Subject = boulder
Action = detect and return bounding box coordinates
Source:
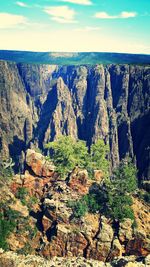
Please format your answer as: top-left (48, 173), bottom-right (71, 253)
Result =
top-left (126, 235), bottom-right (150, 257)
top-left (68, 167), bottom-right (89, 195)
top-left (107, 238), bottom-right (123, 261)
top-left (119, 219), bottom-right (133, 243)
top-left (42, 216), bottom-right (53, 232)
top-left (87, 217), bottom-right (114, 261)
top-left (9, 199), bottom-right (29, 217)
top-left (26, 149), bottom-right (55, 177)
top-left (97, 217), bottom-right (114, 242)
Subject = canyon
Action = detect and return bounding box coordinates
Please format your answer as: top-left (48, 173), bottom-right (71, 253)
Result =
top-left (0, 61), bottom-right (150, 179)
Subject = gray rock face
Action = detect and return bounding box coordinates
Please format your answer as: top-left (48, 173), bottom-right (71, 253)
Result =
top-left (0, 61), bottom-right (149, 179)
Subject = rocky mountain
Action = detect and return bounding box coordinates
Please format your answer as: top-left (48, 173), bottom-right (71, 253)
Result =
top-left (0, 61), bottom-right (150, 179)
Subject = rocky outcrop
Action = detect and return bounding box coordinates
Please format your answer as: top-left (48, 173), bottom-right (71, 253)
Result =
top-left (0, 61), bottom-right (150, 179)
top-left (68, 167), bottom-right (89, 194)
top-left (26, 149), bottom-right (55, 177)
top-left (1, 249), bottom-right (149, 267)
top-left (5, 149), bottom-right (149, 262)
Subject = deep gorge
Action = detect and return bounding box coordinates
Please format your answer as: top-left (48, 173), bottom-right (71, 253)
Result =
top-left (0, 61), bottom-right (149, 180)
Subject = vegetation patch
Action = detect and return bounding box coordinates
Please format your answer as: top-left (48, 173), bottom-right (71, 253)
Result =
top-left (68, 158), bottom-right (137, 223)
top-left (0, 206), bottom-right (21, 250)
top-left (0, 158), bottom-right (14, 184)
top-left (45, 136), bottom-right (109, 178)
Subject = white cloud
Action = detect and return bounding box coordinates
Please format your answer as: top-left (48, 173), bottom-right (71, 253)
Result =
top-left (16, 1), bottom-right (28, 7)
top-left (95, 11), bottom-right (137, 19)
top-left (74, 26), bottom-right (101, 32)
top-left (95, 12), bottom-right (117, 19)
top-left (44, 6), bottom-right (77, 24)
top-left (0, 13), bottom-right (28, 29)
top-left (120, 12), bottom-right (137, 18)
top-left (61, 0), bottom-right (92, 5)
top-left (51, 17), bottom-right (77, 24)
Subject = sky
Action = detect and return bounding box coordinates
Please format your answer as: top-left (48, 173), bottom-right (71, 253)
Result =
top-left (0, 0), bottom-right (150, 54)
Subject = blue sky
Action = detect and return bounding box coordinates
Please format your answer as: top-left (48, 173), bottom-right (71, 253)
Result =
top-left (0, 0), bottom-right (150, 53)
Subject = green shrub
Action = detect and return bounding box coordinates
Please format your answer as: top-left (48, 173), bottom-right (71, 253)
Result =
top-left (68, 192), bottom-right (105, 218)
top-left (83, 194), bottom-right (100, 213)
top-left (0, 160), bottom-right (14, 184)
top-left (89, 139), bottom-right (109, 178)
top-left (16, 187), bottom-right (39, 209)
top-left (0, 215), bottom-right (13, 250)
top-left (106, 159), bottom-right (137, 222)
top-left (68, 199), bottom-right (88, 218)
top-left (27, 196), bottom-right (38, 207)
top-left (46, 136), bottom-right (137, 223)
top-left (112, 159), bottom-right (137, 194)
top-left (45, 136), bottom-right (109, 179)
top-left (45, 136), bottom-right (89, 178)
top-left (0, 208), bottom-right (20, 250)
top-left (68, 159), bottom-right (138, 223)
top-left (24, 224), bottom-right (38, 239)
top-left (15, 187), bottom-right (28, 206)
top-left (107, 194), bottom-right (134, 221)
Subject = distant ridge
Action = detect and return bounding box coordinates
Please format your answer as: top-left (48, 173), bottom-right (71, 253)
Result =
top-left (0, 50), bottom-right (150, 65)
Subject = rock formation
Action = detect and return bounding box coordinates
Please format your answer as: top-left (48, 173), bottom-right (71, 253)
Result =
top-left (0, 61), bottom-right (150, 179)
top-left (0, 249), bottom-right (149, 267)
top-left (1, 149), bottom-right (148, 262)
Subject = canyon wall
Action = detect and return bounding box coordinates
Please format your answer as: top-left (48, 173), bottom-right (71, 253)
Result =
top-left (0, 61), bottom-right (149, 179)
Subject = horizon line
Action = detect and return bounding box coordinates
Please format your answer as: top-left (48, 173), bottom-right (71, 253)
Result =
top-left (0, 49), bottom-right (150, 56)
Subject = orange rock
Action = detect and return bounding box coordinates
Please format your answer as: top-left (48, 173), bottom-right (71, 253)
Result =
top-left (22, 170), bottom-right (52, 197)
top-left (42, 216), bottom-right (53, 232)
top-left (26, 149), bottom-right (55, 177)
top-left (126, 237), bottom-right (150, 257)
top-left (42, 225), bottom-right (88, 258)
top-left (68, 168), bottom-right (89, 195)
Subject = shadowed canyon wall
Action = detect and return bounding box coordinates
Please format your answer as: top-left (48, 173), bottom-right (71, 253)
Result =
top-left (0, 61), bottom-right (149, 179)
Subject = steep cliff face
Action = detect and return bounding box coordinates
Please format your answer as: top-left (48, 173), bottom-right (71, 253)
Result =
top-left (0, 61), bottom-right (149, 179)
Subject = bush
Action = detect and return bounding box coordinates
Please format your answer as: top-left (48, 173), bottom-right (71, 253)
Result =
top-left (45, 136), bottom-right (109, 179)
top-left (0, 159), bottom-right (14, 184)
top-left (83, 193), bottom-right (100, 213)
top-left (46, 136), bottom-right (89, 178)
top-left (89, 139), bottom-right (109, 178)
top-left (106, 159), bottom-right (137, 222)
top-left (68, 199), bottom-right (88, 218)
top-left (0, 207), bottom-right (20, 250)
top-left (107, 194), bottom-right (134, 221)
top-left (111, 159), bottom-right (137, 194)
top-left (16, 188), bottom-right (38, 209)
top-left (68, 159), bottom-right (138, 223)
top-left (68, 192), bottom-right (105, 218)
top-left (15, 187), bottom-right (28, 206)
top-left (28, 196), bottom-right (38, 207)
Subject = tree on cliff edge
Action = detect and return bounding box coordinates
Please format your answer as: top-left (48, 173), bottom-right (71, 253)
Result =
top-left (45, 136), bottom-right (109, 178)
top-left (45, 136), bottom-right (89, 178)
top-left (106, 159), bottom-right (138, 222)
